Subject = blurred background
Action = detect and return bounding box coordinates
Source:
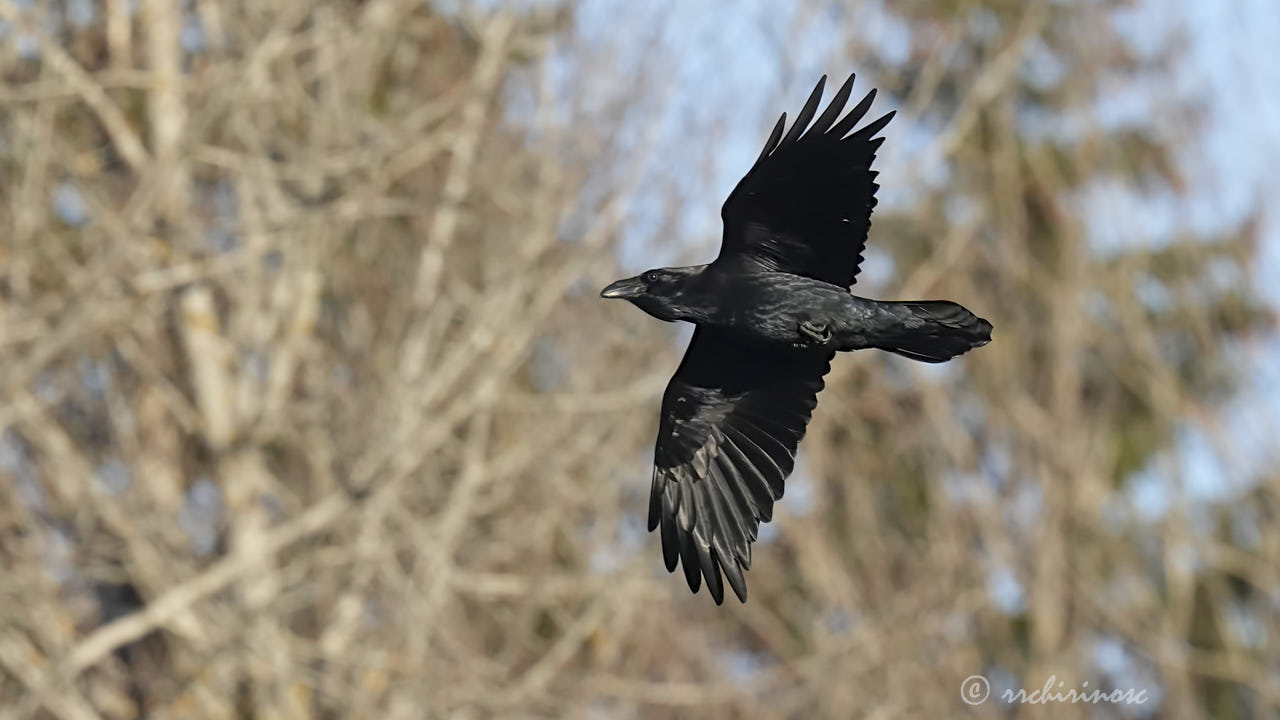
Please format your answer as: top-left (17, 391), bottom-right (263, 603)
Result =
top-left (1, 0), bottom-right (1278, 717)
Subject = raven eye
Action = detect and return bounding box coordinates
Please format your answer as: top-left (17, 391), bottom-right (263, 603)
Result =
top-left (643, 271), bottom-right (661, 284)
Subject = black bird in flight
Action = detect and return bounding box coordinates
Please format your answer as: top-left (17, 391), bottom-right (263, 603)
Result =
top-left (601, 74), bottom-right (992, 604)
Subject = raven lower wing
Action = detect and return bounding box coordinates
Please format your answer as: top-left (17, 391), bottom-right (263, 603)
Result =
top-left (650, 327), bottom-right (831, 603)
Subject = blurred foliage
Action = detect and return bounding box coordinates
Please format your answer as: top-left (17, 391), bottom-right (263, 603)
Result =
top-left (0, 0), bottom-right (1277, 719)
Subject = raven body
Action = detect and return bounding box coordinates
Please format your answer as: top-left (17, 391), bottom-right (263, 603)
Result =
top-left (604, 266), bottom-right (979, 356)
top-left (601, 74), bottom-right (992, 604)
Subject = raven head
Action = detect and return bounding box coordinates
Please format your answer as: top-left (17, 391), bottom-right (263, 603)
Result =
top-left (600, 265), bottom-right (705, 322)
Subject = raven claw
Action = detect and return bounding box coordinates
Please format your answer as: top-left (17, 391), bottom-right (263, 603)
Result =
top-left (797, 320), bottom-right (832, 347)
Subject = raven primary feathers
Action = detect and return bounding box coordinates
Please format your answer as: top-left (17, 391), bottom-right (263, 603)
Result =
top-left (601, 74), bottom-right (992, 604)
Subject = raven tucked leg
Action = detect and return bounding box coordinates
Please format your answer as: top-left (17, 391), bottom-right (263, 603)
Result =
top-left (796, 319), bottom-right (833, 347)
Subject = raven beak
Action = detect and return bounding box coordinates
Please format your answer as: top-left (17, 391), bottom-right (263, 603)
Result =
top-left (600, 277), bottom-right (644, 299)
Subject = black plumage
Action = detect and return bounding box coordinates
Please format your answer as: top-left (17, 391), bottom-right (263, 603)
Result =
top-left (601, 74), bottom-right (993, 604)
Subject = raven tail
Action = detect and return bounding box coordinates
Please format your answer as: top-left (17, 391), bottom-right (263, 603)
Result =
top-left (873, 301), bottom-right (992, 363)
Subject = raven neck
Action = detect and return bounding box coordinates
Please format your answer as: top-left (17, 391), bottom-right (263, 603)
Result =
top-left (667, 268), bottom-right (724, 324)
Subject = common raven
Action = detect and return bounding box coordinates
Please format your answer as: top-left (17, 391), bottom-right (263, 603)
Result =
top-left (601, 74), bottom-right (992, 604)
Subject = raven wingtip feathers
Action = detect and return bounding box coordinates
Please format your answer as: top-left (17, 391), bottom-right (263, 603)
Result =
top-left (653, 519), bottom-right (753, 604)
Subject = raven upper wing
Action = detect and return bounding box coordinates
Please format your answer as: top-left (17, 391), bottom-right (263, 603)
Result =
top-left (717, 74), bottom-right (894, 288)
top-left (650, 327), bottom-right (832, 604)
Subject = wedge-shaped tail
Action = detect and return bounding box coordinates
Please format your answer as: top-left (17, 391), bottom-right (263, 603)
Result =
top-left (871, 301), bottom-right (992, 363)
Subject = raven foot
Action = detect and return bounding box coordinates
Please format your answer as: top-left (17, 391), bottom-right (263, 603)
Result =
top-left (795, 320), bottom-right (833, 348)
